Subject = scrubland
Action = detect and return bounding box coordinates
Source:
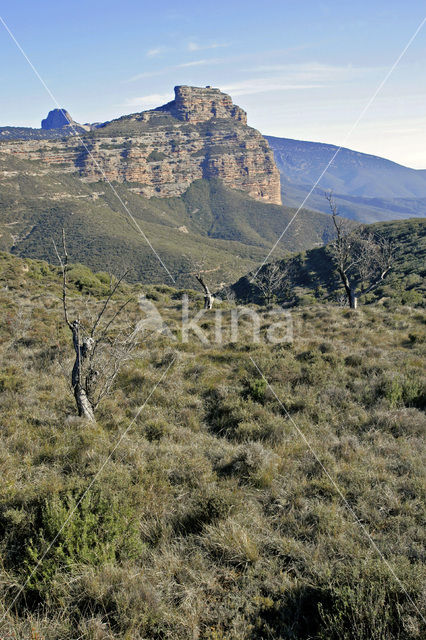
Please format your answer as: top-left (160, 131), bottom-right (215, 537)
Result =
top-left (0, 252), bottom-right (424, 639)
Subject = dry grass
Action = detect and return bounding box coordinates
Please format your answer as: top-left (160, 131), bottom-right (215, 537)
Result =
top-left (0, 252), bottom-right (425, 639)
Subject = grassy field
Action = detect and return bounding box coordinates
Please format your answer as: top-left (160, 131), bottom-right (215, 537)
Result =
top-left (0, 251), bottom-right (424, 639)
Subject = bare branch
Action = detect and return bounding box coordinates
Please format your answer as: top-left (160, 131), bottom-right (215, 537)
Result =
top-left (53, 229), bottom-right (71, 328)
top-left (54, 232), bottom-right (138, 420)
top-left (90, 269), bottom-right (130, 338)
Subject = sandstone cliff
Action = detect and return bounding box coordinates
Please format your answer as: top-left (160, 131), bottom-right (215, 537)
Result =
top-left (0, 86), bottom-right (281, 205)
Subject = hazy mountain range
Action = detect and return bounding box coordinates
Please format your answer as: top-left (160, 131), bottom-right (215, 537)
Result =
top-left (266, 136), bottom-right (426, 222)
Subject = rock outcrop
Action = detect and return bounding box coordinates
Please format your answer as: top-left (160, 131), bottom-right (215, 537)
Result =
top-left (170, 85), bottom-right (247, 124)
top-left (41, 109), bottom-right (92, 132)
top-left (41, 109), bottom-right (73, 129)
top-left (2, 87), bottom-right (281, 205)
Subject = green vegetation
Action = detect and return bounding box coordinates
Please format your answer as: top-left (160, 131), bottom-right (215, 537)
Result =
top-left (0, 152), bottom-right (335, 287)
top-left (147, 150), bottom-right (168, 162)
top-left (0, 251), bottom-right (424, 639)
top-left (0, 126), bottom-right (79, 141)
top-left (231, 218), bottom-right (426, 308)
top-left (92, 112), bottom-right (180, 136)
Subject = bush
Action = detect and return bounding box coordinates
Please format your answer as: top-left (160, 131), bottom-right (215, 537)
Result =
top-left (147, 150), bottom-right (167, 162)
top-left (242, 377), bottom-right (267, 403)
top-left (317, 570), bottom-right (409, 640)
top-left (382, 374), bottom-right (425, 409)
top-left (21, 489), bottom-right (145, 602)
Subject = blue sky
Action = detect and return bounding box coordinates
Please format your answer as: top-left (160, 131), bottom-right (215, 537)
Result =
top-left (1, 0), bottom-right (425, 167)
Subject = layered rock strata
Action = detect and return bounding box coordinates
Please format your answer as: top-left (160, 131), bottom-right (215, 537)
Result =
top-left (0, 86), bottom-right (281, 204)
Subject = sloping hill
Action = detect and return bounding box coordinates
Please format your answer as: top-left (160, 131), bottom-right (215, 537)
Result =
top-left (0, 153), bottom-right (335, 287)
top-left (0, 126), bottom-right (80, 141)
top-left (281, 178), bottom-right (426, 223)
top-left (267, 136), bottom-right (426, 199)
top-left (229, 218), bottom-right (426, 307)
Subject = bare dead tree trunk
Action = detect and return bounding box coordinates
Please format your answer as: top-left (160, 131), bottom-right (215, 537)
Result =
top-left (70, 320), bottom-right (95, 421)
top-left (338, 268), bottom-right (358, 309)
top-left (326, 193), bottom-right (393, 310)
top-left (196, 274), bottom-right (214, 309)
top-left (54, 231), bottom-right (94, 420)
top-left (252, 260), bottom-right (293, 306)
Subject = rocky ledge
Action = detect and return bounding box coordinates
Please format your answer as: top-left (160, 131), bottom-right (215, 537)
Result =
top-left (162, 85), bottom-right (248, 124)
top-left (1, 86), bottom-right (281, 205)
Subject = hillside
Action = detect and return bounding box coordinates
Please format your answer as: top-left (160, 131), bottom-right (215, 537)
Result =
top-left (0, 250), bottom-right (424, 639)
top-left (0, 126), bottom-right (80, 141)
top-left (0, 152), bottom-right (335, 287)
top-left (267, 136), bottom-right (426, 223)
top-left (281, 179), bottom-right (426, 224)
top-left (229, 218), bottom-right (426, 307)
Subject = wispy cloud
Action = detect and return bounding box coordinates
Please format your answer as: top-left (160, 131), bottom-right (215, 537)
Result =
top-left (123, 93), bottom-right (173, 109)
top-left (177, 57), bottom-right (225, 68)
top-left (249, 62), bottom-right (384, 82)
top-left (222, 78), bottom-right (327, 97)
top-left (146, 46), bottom-right (167, 58)
top-left (220, 63), bottom-right (384, 97)
top-left (127, 69), bottom-right (169, 81)
top-left (127, 56), bottom-right (228, 80)
top-left (187, 41), bottom-right (229, 51)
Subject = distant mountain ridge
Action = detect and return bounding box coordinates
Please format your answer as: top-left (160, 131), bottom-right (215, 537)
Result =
top-left (266, 136), bottom-right (426, 222)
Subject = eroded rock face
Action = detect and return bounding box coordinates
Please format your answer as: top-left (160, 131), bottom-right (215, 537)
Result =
top-left (172, 85), bottom-right (247, 124)
top-left (2, 87), bottom-right (281, 204)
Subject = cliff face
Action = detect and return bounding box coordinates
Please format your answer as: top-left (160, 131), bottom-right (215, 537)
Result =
top-left (0, 86), bottom-right (281, 205)
top-left (171, 85), bottom-right (247, 124)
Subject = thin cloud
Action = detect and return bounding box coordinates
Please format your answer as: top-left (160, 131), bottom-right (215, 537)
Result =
top-left (250, 62), bottom-right (384, 82)
top-left (222, 78), bottom-right (327, 97)
top-left (146, 46), bottom-right (167, 58)
top-left (127, 69), bottom-right (169, 81)
top-left (123, 93), bottom-right (173, 109)
top-left (177, 57), bottom-right (225, 68)
top-left (187, 41), bottom-right (229, 51)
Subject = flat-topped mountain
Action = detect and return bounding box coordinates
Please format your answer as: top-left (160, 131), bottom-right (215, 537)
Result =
top-left (0, 86), bottom-right (281, 205)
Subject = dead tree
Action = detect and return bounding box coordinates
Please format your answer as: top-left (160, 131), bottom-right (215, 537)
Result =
top-left (54, 230), bottom-right (137, 420)
top-left (186, 260), bottom-right (219, 309)
top-left (326, 193), bottom-right (393, 309)
top-left (252, 260), bottom-right (294, 305)
top-left (195, 272), bottom-right (215, 309)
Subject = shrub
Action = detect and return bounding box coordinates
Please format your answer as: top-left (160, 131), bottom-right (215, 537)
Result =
top-left (242, 377), bottom-right (267, 403)
top-left (21, 489), bottom-right (145, 602)
top-left (147, 150), bottom-right (167, 162)
top-left (173, 487), bottom-right (234, 535)
top-left (382, 374), bottom-right (425, 409)
top-left (218, 442), bottom-right (278, 488)
top-left (317, 571), bottom-right (409, 640)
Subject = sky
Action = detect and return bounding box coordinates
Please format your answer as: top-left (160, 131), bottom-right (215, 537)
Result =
top-left (0, 0), bottom-right (425, 168)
